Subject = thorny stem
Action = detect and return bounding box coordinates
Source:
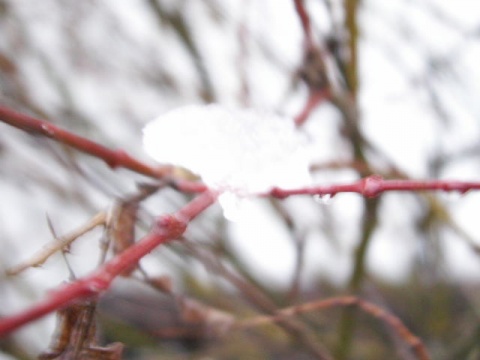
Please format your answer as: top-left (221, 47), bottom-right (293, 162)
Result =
top-left (0, 104), bottom-right (208, 192)
top-left (0, 191), bottom-right (217, 337)
top-left (6, 212), bottom-right (107, 276)
top-left (1, 103), bottom-right (479, 342)
top-left (0, 105), bottom-right (170, 179)
top-left (269, 175), bottom-right (480, 199)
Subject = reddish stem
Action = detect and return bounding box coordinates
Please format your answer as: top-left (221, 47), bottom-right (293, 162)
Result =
top-left (294, 88), bottom-right (331, 126)
top-left (0, 191), bottom-right (217, 337)
top-left (170, 178), bottom-right (208, 193)
top-left (293, 0), bottom-right (314, 49)
top-left (0, 105), bottom-right (169, 179)
top-left (269, 175), bottom-right (480, 199)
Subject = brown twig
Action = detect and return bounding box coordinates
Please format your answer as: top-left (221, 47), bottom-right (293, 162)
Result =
top-left (236, 296), bottom-right (430, 360)
top-left (6, 212), bottom-right (107, 276)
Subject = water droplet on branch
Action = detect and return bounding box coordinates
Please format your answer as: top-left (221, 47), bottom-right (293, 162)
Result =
top-left (313, 193), bottom-right (333, 205)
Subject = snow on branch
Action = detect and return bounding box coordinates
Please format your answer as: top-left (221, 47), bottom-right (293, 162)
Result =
top-left (1, 103), bottom-right (479, 341)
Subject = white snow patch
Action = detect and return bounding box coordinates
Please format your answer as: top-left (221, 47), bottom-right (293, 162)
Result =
top-left (143, 104), bottom-right (312, 220)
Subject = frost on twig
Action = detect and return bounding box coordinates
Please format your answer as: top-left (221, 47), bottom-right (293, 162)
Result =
top-left (143, 104), bottom-right (312, 220)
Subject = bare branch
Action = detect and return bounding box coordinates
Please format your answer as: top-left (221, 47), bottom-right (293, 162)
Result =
top-left (236, 296), bottom-right (430, 360)
top-left (0, 191), bottom-right (217, 337)
top-left (0, 105), bottom-right (171, 179)
top-left (6, 212), bottom-right (107, 276)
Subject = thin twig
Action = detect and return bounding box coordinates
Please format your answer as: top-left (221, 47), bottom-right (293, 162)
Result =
top-left (0, 191), bottom-right (217, 337)
top-left (6, 212), bottom-right (107, 276)
top-left (183, 242), bottom-right (334, 360)
top-left (269, 175), bottom-right (480, 199)
top-left (293, 0), bottom-right (314, 49)
top-left (236, 296), bottom-right (430, 360)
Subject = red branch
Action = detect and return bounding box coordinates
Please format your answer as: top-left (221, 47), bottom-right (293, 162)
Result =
top-left (293, 0), bottom-right (314, 49)
top-left (269, 175), bottom-right (480, 199)
top-left (0, 105), bottom-right (169, 179)
top-left (292, 2), bottom-right (331, 127)
top-left (0, 191), bottom-right (217, 337)
top-left (294, 88), bottom-right (331, 126)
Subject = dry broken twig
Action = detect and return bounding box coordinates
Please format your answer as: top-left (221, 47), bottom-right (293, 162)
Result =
top-left (6, 212), bottom-right (107, 276)
top-left (6, 184), bottom-right (161, 276)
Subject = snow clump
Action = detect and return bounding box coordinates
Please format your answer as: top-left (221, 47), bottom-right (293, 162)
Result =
top-left (143, 104), bottom-right (311, 219)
